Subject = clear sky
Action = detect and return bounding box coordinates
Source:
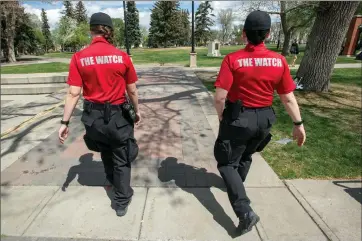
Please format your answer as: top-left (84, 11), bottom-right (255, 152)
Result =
top-left (22, 1), bottom-right (278, 30)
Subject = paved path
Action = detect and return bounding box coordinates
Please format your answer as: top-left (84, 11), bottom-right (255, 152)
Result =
top-left (1, 67), bottom-right (360, 241)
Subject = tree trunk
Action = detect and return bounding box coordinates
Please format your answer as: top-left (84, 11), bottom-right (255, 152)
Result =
top-left (297, 1), bottom-right (360, 92)
top-left (280, 2), bottom-right (291, 56)
top-left (6, 36), bottom-right (16, 62)
top-left (282, 30), bottom-right (292, 56)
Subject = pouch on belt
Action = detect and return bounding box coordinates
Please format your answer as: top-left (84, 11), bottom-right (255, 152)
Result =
top-left (231, 99), bottom-right (243, 120)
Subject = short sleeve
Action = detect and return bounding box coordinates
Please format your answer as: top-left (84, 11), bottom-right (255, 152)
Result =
top-left (125, 55), bottom-right (138, 84)
top-left (214, 55), bottom-right (233, 91)
top-left (67, 54), bottom-right (83, 87)
top-left (276, 57), bottom-right (296, 94)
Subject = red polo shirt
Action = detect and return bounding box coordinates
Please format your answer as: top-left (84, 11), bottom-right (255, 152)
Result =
top-left (67, 36), bottom-right (138, 105)
top-left (214, 43), bottom-right (296, 107)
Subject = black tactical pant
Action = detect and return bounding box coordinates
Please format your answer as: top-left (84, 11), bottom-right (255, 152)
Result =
top-left (214, 105), bottom-right (276, 218)
top-left (81, 101), bottom-right (138, 209)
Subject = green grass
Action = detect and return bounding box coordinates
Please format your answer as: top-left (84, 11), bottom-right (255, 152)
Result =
top-left (45, 44), bottom-right (360, 67)
top-left (197, 68), bottom-right (361, 179)
top-left (1, 62), bottom-right (70, 74)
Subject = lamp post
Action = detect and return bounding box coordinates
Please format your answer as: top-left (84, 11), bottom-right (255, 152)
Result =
top-left (123, 1), bottom-right (131, 56)
top-left (189, 1), bottom-right (197, 67)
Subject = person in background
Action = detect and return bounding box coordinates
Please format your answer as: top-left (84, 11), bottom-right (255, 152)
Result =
top-left (58, 12), bottom-right (141, 217)
top-left (290, 39), bottom-right (299, 67)
top-left (213, 10), bottom-right (306, 235)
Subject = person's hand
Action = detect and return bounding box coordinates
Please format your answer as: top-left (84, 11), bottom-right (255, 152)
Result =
top-left (293, 125), bottom-right (306, 146)
top-left (135, 112), bottom-right (141, 125)
top-left (58, 124), bottom-right (69, 144)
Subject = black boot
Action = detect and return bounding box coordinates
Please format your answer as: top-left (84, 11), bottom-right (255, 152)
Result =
top-left (115, 198), bottom-right (132, 217)
top-left (236, 211), bottom-right (260, 235)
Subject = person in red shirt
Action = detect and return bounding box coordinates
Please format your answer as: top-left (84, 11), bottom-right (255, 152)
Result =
top-left (58, 12), bottom-right (141, 217)
top-left (213, 10), bottom-right (306, 235)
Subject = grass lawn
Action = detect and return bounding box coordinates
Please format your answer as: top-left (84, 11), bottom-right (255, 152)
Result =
top-left (196, 68), bottom-right (361, 179)
top-left (45, 44), bottom-right (360, 67)
top-left (1, 63), bottom-right (69, 74)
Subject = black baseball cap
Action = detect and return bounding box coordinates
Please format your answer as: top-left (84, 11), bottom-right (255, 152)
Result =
top-left (244, 10), bottom-right (271, 31)
top-left (90, 12), bottom-right (113, 29)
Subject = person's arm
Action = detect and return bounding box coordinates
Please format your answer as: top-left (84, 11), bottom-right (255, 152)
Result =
top-left (126, 83), bottom-right (139, 113)
top-left (62, 86), bottom-right (82, 121)
top-left (124, 54), bottom-right (141, 124)
top-left (63, 54), bottom-right (83, 122)
top-left (214, 55), bottom-right (233, 121)
top-left (279, 92), bottom-right (302, 122)
top-left (277, 57), bottom-right (306, 146)
top-left (214, 88), bottom-right (228, 120)
top-left (59, 54), bottom-right (83, 144)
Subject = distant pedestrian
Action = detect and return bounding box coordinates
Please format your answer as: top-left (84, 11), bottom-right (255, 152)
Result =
top-left (58, 12), bottom-right (141, 217)
top-left (290, 39), bottom-right (299, 67)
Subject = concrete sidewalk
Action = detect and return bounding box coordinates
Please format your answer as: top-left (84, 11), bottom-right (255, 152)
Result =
top-left (1, 67), bottom-right (360, 241)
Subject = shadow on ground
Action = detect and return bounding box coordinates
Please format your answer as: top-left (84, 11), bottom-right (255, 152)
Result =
top-left (158, 157), bottom-right (238, 238)
top-left (61, 153), bottom-right (114, 209)
top-left (333, 180), bottom-right (362, 205)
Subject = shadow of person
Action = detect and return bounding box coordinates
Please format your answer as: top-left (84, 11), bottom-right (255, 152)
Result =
top-left (62, 153), bottom-right (113, 208)
top-left (333, 180), bottom-right (362, 205)
top-left (158, 157), bottom-right (238, 238)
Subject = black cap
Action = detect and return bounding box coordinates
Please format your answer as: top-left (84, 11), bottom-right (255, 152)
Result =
top-left (244, 10), bottom-right (271, 31)
top-left (90, 12), bottom-right (113, 29)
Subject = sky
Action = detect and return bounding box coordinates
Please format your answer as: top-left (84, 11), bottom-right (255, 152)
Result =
top-left (22, 1), bottom-right (278, 30)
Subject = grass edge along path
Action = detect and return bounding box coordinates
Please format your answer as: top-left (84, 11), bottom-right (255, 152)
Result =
top-left (196, 68), bottom-right (361, 180)
top-left (1, 62), bottom-right (70, 74)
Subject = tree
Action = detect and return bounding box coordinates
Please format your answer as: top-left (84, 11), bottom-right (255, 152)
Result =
top-left (14, 13), bottom-right (39, 56)
top-left (126, 1), bottom-right (142, 48)
top-left (71, 22), bottom-right (89, 50)
top-left (140, 26), bottom-right (148, 47)
top-left (62, 0), bottom-right (74, 19)
top-left (29, 13), bottom-right (42, 29)
top-left (218, 9), bottom-right (234, 44)
top-left (237, 1), bottom-right (318, 55)
top-left (148, 1), bottom-right (181, 48)
top-left (355, 2), bottom-right (362, 15)
top-left (195, 1), bottom-right (215, 46)
top-left (41, 9), bottom-right (53, 52)
top-left (175, 9), bottom-right (190, 46)
top-left (296, 1), bottom-right (360, 91)
top-left (75, 1), bottom-right (87, 24)
top-left (1, 1), bottom-right (24, 62)
top-left (54, 16), bottom-right (77, 51)
top-left (112, 18), bottom-right (125, 48)
top-left (231, 24), bottom-right (244, 45)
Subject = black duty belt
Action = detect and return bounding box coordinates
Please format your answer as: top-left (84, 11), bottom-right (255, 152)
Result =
top-left (84, 101), bottom-right (123, 111)
top-left (83, 100), bottom-right (123, 124)
top-left (243, 106), bottom-right (272, 112)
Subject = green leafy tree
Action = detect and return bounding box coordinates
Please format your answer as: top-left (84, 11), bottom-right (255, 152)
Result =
top-left (148, 1), bottom-right (182, 48)
top-left (112, 18), bottom-right (125, 48)
top-left (54, 16), bottom-right (77, 51)
top-left (29, 13), bottom-right (42, 29)
top-left (176, 9), bottom-right (190, 46)
top-left (62, 0), bottom-right (74, 18)
top-left (41, 9), bottom-right (53, 52)
top-left (140, 26), bottom-right (148, 47)
top-left (1, 1), bottom-right (24, 62)
top-left (195, 1), bottom-right (215, 46)
top-left (126, 1), bottom-right (141, 48)
top-left (71, 22), bottom-right (89, 50)
top-left (75, 1), bottom-right (87, 24)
